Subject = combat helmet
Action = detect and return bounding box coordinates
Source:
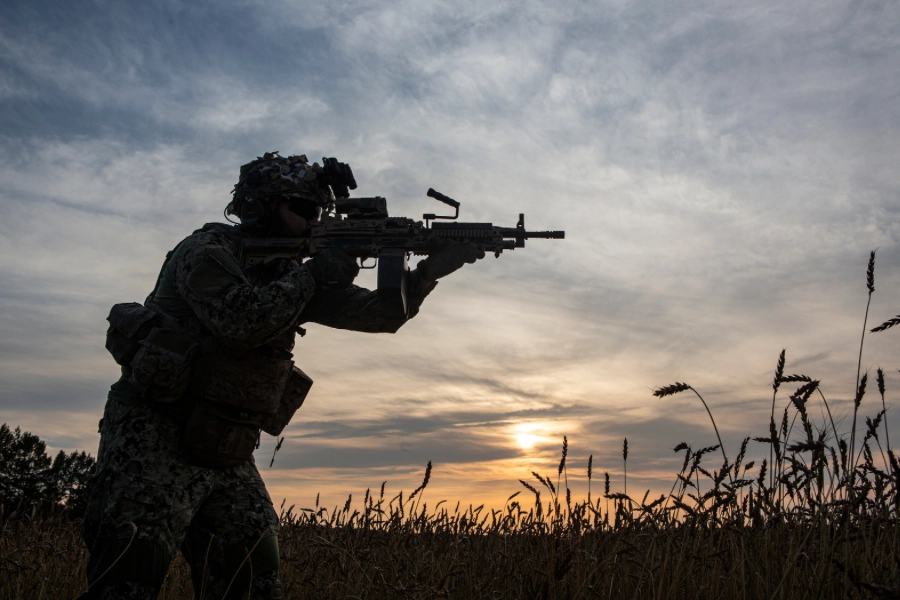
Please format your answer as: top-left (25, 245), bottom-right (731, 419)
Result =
top-left (226, 152), bottom-right (332, 231)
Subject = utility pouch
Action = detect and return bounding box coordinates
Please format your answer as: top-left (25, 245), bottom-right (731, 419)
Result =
top-left (198, 342), bottom-right (294, 415)
top-left (182, 402), bottom-right (259, 469)
top-left (259, 366), bottom-right (313, 436)
top-left (105, 303), bottom-right (160, 366)
top-left (129, 327), bottom-right (199, 403)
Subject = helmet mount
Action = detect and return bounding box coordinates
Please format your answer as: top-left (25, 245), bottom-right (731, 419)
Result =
top-left (226, 151), bottom-right (356, 232)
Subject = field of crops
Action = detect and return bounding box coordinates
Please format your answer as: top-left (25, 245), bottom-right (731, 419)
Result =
top-left (3, 253), bottom-right (899, 599)
top-left (4, 409), bottom-right (898, 599)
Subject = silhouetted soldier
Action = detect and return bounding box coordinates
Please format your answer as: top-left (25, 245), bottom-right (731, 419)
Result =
top-left (82, 152), bottom-right (482, 599)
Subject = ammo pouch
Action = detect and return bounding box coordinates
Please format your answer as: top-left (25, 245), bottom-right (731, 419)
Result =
top-left (106, 303), bottom-right (314, 468)
top-left (195, 340), bottom-right (313, 436)
top-left (181, 367), bottom-right (311, 469)
top-left (259, 366), bottom-right (313, 436)
top-left (106, 303), bottom-right (199, 403)
top-left (183, 340), bottom-right (314, 468)
top-left (105, 302), bottom-right (159, 366)
top-left (182, 403), bottom-right (261, 469)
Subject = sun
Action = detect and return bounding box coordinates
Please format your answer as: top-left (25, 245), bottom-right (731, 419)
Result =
top-left (511, 422), bottom-right (545, 450)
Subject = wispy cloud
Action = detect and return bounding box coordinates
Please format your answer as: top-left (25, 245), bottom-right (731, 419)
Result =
top-left (1, 0), bottom-right (899, 508)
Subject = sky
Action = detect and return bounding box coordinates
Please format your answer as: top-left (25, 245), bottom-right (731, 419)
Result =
top-left (1, 0), bottom-right (899, 512)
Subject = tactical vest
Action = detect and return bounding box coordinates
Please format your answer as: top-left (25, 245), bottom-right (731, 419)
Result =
top-left (104, 225), bottom-right (312, 468)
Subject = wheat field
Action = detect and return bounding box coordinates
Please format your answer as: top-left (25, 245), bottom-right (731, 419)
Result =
top-left (3, 251), bottom-right (899, 599)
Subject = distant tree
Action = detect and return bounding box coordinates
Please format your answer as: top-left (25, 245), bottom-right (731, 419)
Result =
top-left (0, 423), bottom-right (96, 516)
top-left (0, 423), bottom-right (52, 506)
top-left (48, 447), bottom-right (97, 515)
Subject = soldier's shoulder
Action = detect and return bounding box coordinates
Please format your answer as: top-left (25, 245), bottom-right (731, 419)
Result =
top-left (168, 223), bottom-right (244, 283)
top-left (177, 223), bottom-right (242, 257)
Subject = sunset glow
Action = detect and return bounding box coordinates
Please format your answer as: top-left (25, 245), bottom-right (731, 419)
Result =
top-left (511, 422), bottom-right (546, 450)
top-left (2, 0), bottom-right (899, 516)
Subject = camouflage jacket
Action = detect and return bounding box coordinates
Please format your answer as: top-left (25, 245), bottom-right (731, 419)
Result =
top-left (112, 223), bottom-right (436, 405)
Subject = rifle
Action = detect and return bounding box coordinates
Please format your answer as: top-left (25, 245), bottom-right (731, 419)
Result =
top-left (240, 188), bottom-right (565, 316)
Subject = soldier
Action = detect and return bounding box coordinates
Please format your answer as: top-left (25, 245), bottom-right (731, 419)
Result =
top-left (81, 152), bottom-right (483, 599)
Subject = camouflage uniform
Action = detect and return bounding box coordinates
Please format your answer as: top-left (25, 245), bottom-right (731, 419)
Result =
top-left (82, 223), bottom-right (436, 599)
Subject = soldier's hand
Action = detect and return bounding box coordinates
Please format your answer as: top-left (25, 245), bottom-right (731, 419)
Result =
top-left (417, 238), bottom-right (485, 282)
top-left (305, 247), bottom-right (360, 290)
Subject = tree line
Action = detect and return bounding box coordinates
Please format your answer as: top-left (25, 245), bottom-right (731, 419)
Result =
top-left (0, 423), bottom-right (95, 516)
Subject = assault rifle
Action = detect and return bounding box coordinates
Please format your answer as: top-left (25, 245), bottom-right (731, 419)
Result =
top-left (240, 188), bottom-right (565, 316)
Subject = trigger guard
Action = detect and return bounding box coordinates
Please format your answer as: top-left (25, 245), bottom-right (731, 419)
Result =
top-left (359, 256), bottom-right (377, 270)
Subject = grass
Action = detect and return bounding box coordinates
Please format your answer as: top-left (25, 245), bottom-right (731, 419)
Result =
top-left (3, 250), bottom-right (900, 599)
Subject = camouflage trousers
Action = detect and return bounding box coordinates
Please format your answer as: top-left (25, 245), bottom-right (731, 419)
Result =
top-left (81, 394), bottom-right (282, 600)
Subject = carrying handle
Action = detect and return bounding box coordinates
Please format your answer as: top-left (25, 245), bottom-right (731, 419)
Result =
top-left (423, 188), bottom-right (460, 225)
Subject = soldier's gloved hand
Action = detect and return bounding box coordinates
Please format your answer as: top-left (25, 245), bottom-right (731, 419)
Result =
top-left (304, 247), bottom-right (360, 290)
top-left (417, 238), bottom-right (485, 282)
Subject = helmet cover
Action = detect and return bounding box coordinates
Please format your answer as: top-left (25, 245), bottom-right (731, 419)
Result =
top-left (227, 151), bottom-right (334, 220)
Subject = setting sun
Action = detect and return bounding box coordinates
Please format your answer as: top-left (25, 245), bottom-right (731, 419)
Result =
top-left (511, 422), bottom-right (546, 450)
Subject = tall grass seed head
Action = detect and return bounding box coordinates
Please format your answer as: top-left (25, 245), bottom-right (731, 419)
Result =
top-left (773, 349), bottom-right (786, 392)
top-left (653, 382), bottom-right (691, 397)
top-left (867, 249), bottom-right (876, 294)
top-left (856, 372), bottom-right (868, 409)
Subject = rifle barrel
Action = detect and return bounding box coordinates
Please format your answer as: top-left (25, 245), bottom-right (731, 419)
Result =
top-left (525, 231), bottom-right (565, 239)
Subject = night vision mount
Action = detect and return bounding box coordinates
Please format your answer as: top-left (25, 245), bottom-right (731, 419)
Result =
top-left (320, 157), bottom-right (357, 199)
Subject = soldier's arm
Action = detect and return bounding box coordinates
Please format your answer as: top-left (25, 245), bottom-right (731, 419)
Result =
top-left (298, 269), bottom-right (438, 333)
top-left (172, 239), bottom-right (317, 347)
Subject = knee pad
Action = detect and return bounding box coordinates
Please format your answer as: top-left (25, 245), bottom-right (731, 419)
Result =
top-left (248, 534), bottom-right (280, 575)
top-left (215, 534), bottom-right (281, 599)
top-left (84, 537), bottom-right (172, 599)
top-left (219, 533), bottom-right (279, 574)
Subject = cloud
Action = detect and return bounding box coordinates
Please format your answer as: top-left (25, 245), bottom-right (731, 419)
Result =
top-left (1, 0), bottom-right (899, 508)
